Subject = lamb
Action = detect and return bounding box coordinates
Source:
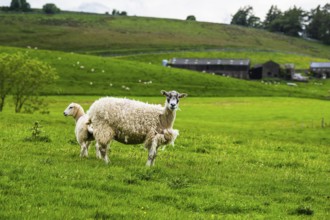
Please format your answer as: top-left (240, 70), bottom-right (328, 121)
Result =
top-left (63, 103), bottom-right (100, 158)
top-left (88, 90), bottom-right (187, 166)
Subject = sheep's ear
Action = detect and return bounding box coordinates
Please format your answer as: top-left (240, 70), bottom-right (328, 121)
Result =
top-left (179, 93), bottom-right (188, 98)
top-left (161, 90), bottom-right (168, 96)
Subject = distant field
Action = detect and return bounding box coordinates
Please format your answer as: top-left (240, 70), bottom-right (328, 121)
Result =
top-left (0, 96), bottom-right (329, 219)
top-left (1, 13), bottom-right (330, 58)
top-left (2, 12), bottom-right (330, 100)
top-left (1, 45), bottom-right (330, 99)
top-left (117, 49), bottom-right (329, 70)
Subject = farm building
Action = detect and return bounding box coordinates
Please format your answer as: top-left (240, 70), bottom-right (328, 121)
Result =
top-left (250, 60), bottom-right (280, 79)
top-left (167, 58), bottom-right (250, 79)
top-left (310, 62), bottom-right (330, 78)
top-left (284, 64), bottom-right (308, 82)
top-left (284, 64), bottom-right (295, 76)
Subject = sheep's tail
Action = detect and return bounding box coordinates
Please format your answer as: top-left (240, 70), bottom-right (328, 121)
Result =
top-left (86, 118), bottom-right (94, 134)
top-left (87, 124), bottom-right (94, 134)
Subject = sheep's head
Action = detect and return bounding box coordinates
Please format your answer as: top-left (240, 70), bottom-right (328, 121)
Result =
top-left (161, 90), bottom-right (187, 111)
top-left (63, 103), bottom-right (80, 117)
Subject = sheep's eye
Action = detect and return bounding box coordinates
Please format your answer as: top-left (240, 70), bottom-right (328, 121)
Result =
top-left (69, 106), bottom-right (73, 109)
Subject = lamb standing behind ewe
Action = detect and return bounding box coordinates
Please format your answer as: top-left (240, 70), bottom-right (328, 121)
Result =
top-left (88, 90), bottom-right (187, 166)
top-left (63, 103), bottom-right (100, 158)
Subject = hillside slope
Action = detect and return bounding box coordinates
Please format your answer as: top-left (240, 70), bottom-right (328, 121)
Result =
top-left (1, 46), bottom-right (329, 98)
top-left (117, 50), bottom-right (328, 70)
top-left (0, 13), bottom-right (330, 58)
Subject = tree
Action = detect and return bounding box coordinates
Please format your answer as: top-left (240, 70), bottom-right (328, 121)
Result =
top-left (319, 12), bottom-right (330, 44)
top-left (306, 6), bottom-right (323, 39)
top-left (230, 6), bottom-right (261, 28)
top-left (264, 6), bottom-right (306, 37)
top-left (248, 15), bottom-right (262, 28)
top-left (119, 11), bottom-right (127, 16)
top-left (12, 54), bottom-right (58, 113)
top-left (10, 0), bottom-right (31, 12)
top-left (264, 5), bottom-right (282, 30)
top-left (306, 4), bottom-right (330, 44)
top-left (0, 53), bottom-right (58, 113)
top-left (0, 53), bottom-right (30, 112)
top-left (0, 54), bottom-right (13, 112)
top-left (231, 6), bottom-right (252, 26)
top-left (280, 6), bottom-right (307, 37)
top-left (112, 9), bottom-right (127, 16)
top-left (186, 15), bottom-right (196, 21)
top-left (112, 9), bottom-right (118, 15)
top-left (42, 3), bottom-right (60, 14)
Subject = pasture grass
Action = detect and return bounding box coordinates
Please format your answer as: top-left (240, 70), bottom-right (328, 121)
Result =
top-left (118, 49), bottom-right (329, 70)
top-left (1, 45), bottom-right (330, 99)
top-left (0, 13), bottom-right (330, 58)
top-left (0, 96), bottom-right (329, 219)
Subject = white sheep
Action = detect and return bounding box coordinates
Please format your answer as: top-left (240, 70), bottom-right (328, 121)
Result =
top-left (63, 103), bottom-right (100, 158)
top-left (88, 90), bottom-right (187, 166)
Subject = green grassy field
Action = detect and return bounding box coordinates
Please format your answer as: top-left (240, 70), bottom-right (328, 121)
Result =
top-left (0, 96), bottom-right (329, 219)
top-left (1, 11), bottom-right (330, 219)
top-left (118, 50), bottom-right (329, 70)
top-left (1, 13), bottom-right (330, 58)
top-left (1, 12), bottom-right (330, 100)
top-left (1, 45), bottom-right (330, 99)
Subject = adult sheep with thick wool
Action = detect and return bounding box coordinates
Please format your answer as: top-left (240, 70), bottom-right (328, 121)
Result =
top-left (87, 90), bottom-right (187, 166)
top-left (63, 103), bottom-right (100, 158)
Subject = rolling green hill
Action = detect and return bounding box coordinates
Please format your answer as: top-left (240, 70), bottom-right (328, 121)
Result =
top-left (1, 12), bottom-right (330, 98)
top-left (117, 50), bottom-right (328, 70)
top-left (1, 13), bottom-right (329, 219)
top-left (1, 45), bottom-right (330, 98)
top-left (1, 13), bottom-right (330, 58)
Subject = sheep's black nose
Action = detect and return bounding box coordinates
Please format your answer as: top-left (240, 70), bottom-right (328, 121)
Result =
top-left (63, 112), bottom-right (67, 116)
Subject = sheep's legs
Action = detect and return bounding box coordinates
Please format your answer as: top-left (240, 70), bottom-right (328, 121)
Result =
top-left (99, 143), bottom-right (110, 164)
top-left (85, 141), bottom-right (91, 157)
top-left (80, 146), bottom-right (86, 157)
top-left (146, 141), bottom-right (158, 166)
top-left (80, 142), bottom-right (88, 157)
top-left (95, 142), bottom-right (101, 159)
top-left (93, 125), bottom-right (113, 163)
top-left (80, 141), bottom-right (91, 157)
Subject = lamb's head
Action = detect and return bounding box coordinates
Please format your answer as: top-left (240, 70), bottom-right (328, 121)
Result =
top-left (63, 103), bottom-right (82, 117)
top-left (161, 90), bottom-right (187, 111)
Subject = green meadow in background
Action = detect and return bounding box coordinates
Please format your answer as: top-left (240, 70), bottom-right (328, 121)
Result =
top-left (0, 12), bottom-right (329, 219)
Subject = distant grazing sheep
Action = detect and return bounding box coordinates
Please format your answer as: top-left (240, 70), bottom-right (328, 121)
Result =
top-left (63, 103), bottom-right (100, 158)
top-left (88, 90), bottom-right (187, 166)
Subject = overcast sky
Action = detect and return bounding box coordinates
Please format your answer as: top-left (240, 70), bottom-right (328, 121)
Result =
top-left (1, 0), bottom-right (329, 23)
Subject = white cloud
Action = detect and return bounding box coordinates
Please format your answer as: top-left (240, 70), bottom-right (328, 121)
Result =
top-left (75, 2), bottom-right (111, 14)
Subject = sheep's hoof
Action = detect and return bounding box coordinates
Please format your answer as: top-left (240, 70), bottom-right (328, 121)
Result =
top-left (104, 157), bottom-right (110, 164)
top-left (96, 152), bottom-right (102, 159)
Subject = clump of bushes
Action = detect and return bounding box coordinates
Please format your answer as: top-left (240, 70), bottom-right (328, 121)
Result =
top-left (24, 121), bottom-right (51, 142)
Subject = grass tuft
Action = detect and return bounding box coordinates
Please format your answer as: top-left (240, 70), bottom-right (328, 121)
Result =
top-left (168, 176), bottom-right (190, 189)
top-left (291, 206), bottom-right (314, 216)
